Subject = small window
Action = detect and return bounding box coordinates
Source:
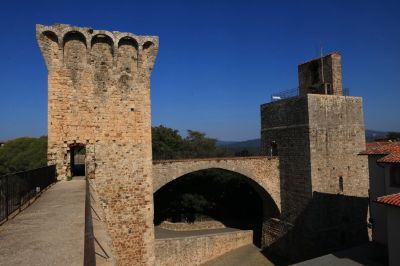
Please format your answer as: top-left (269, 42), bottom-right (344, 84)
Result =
top-left (390, 165), bottom-right (400, 187)
top-left (339, 176), bottom-right (344, 192)
top-left (270, 141), bottom-right (278, 156)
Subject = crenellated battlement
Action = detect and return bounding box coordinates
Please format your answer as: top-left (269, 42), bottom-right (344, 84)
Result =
top-left (36, 24), bottom-right (158, 73)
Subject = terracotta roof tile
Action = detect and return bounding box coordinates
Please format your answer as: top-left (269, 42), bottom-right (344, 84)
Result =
top-left (375, 193), bottom-right (400, 208)
top-left (360, 142), bottom-right (400, 163)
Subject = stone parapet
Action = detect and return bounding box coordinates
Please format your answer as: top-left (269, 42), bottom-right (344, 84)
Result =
top-left (159, 220), bottom-right (226, 231)
top-left (155, 230), bottom-right (253, 266)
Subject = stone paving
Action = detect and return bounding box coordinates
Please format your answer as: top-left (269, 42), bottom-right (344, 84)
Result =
top-left (294, 242), bottom-right (388, 266)
top-left (0, 180), bottom-right (85, 266)
top-left (202, 244), bottom-right (275, 266)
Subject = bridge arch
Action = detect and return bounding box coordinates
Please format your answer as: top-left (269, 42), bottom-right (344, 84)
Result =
top-left (152, 157), bottom-right (281, 212)
top-left (153, 158), bottom-right (282, 247)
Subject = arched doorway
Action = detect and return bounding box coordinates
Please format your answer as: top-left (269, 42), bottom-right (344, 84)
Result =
top-left (153, 168), bottom-right (280, 247)
top-left (70, 144), bottom-right (86, 177)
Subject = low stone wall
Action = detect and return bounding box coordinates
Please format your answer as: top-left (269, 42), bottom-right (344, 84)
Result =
top-left (155, 230), bottom-right (253, 266)
top-left (159, 221), bottom-right (225, 231)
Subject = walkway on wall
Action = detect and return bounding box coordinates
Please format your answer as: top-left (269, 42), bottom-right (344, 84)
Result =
top-left (0, 179), bottom-right (85, 266)
top-left (203, 244), bottom-right (274, 266)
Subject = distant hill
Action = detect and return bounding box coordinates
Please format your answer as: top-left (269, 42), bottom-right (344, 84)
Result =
top-left (217, 139), bottom-right (261, 155)
top-left (218, 130), bottom-right (393, 155)
top-left (365, 129), bottom-right (388, 142)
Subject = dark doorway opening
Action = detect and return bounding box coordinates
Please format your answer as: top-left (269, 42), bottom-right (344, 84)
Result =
top-left (154, 168), bottom-right (279, 247)
top-left (271, 141), bottom-right (278, 156)
top-left (70, 144), bottom-right (86, 177)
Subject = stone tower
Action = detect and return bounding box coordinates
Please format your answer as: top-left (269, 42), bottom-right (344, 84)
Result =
top-left (36, 24), bottom-right (158, 265)
top-left (298, 52), bottom-right (343, 96)
top-left (261, 53), bottom-right (369, 261)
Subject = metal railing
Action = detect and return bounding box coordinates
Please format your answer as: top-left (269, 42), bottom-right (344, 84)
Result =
top-left (271, 87), bottom-right (299, 102)
top-left (0, 165), bottom-right (56, 224)
top-left (270, 87), bottom-right (350, 102)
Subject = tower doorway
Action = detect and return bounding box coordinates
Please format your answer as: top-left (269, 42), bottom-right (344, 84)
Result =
top-left (70, 144), bottom-right (86, 177)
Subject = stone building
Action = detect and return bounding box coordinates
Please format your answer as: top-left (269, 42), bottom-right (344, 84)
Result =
top-left (37, 23), bottom-right (372, 265)
top-left (261, 52), bottom-right (370, 261)
top-left (361, 141), bottom-right (400, 265)
top-left (36, 24), bottom-right (158, 265)
top-left (298, 52), bottom-right (343, 96)
top-left (375, 194), bottom-right (400, 266)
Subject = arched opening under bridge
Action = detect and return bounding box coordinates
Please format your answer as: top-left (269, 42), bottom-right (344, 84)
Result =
top-left (154, 168), bottom-right (280, 247)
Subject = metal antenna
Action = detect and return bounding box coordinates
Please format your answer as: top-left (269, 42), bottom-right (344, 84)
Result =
top-left (320, 45), bottom-right (324, 84)
top-left (320, 45), bottom-right (326, 94)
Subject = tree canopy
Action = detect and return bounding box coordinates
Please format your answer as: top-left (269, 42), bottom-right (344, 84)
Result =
top-left (0, 136), bottom-right (48, 176)
top-left (152, 126), bottom-right (231, 160)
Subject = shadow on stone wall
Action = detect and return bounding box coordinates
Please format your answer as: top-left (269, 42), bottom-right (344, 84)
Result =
top-left (263, 192), bottom-right (369, 264)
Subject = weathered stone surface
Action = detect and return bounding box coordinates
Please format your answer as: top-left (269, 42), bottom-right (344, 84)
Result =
top-left (155, 230), bottom-right (253, 266)
top-left (260, 55), bottom-right (369, 261)
top-left (298, 52), bottom-right (343, 96)
top-left (159, 221), bottom-right (226, 231)
top-left (153, 156), bottom-right (282, 250)
top-left (36, 23), bottom-right (158, 266)
top-left (153, 156), bottom-right (281, 211)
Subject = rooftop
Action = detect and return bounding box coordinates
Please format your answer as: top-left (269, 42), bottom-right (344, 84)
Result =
top-left (360, 141), bottom-right (400, 163)
top-left (375, 193), bottom-right (400, 208)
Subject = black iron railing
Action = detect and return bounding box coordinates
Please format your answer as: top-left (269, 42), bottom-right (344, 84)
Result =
top-left (270, 87), bottom-right (350, 102)
top-left (270, 87), bottom-right (299, 102)
top-left (0, 165), bottom-right (56, 224)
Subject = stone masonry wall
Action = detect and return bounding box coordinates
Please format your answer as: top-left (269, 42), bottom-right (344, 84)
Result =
top-left (301, 94), bottom-right (369, 258)
top-left (261, 97), bottom-right (312, 223)
top-left (152, 156), bottom-right (281, 212)
top-left (298, 52), bottom-right (342, 96)
top-left (153, 156), bottom-right (281, 248)
top-left (159, 221), bottom-right (226, 231)
top-left (155, 230), bottom-right (253, 266)
top-left (307, 94), bottom-right (369, 197)
top-left (36, 24), bottom-right (158, 265)
top-left (260, 94), bottom-right (369, 261)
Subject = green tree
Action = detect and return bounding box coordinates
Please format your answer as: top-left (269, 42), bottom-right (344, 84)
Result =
top-left (184, 130), bottom-right (231, 158)
top-left (152, 126), bottom-right (231, 160)
top-left (0, 136), bottom-right (48, 176)
top-left (152, 125), bottom-right (185, 160)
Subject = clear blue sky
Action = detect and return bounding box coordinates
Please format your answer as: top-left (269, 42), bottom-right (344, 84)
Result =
top-left (1, 0), bottom-right (399, 141)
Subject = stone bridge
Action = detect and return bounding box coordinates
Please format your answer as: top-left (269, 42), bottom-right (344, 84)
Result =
top-left (152, 156), bottom-right (281, 213)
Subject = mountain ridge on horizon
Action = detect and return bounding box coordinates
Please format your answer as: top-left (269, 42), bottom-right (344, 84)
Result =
top-left (217, 129), bottom-right (391, 155)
